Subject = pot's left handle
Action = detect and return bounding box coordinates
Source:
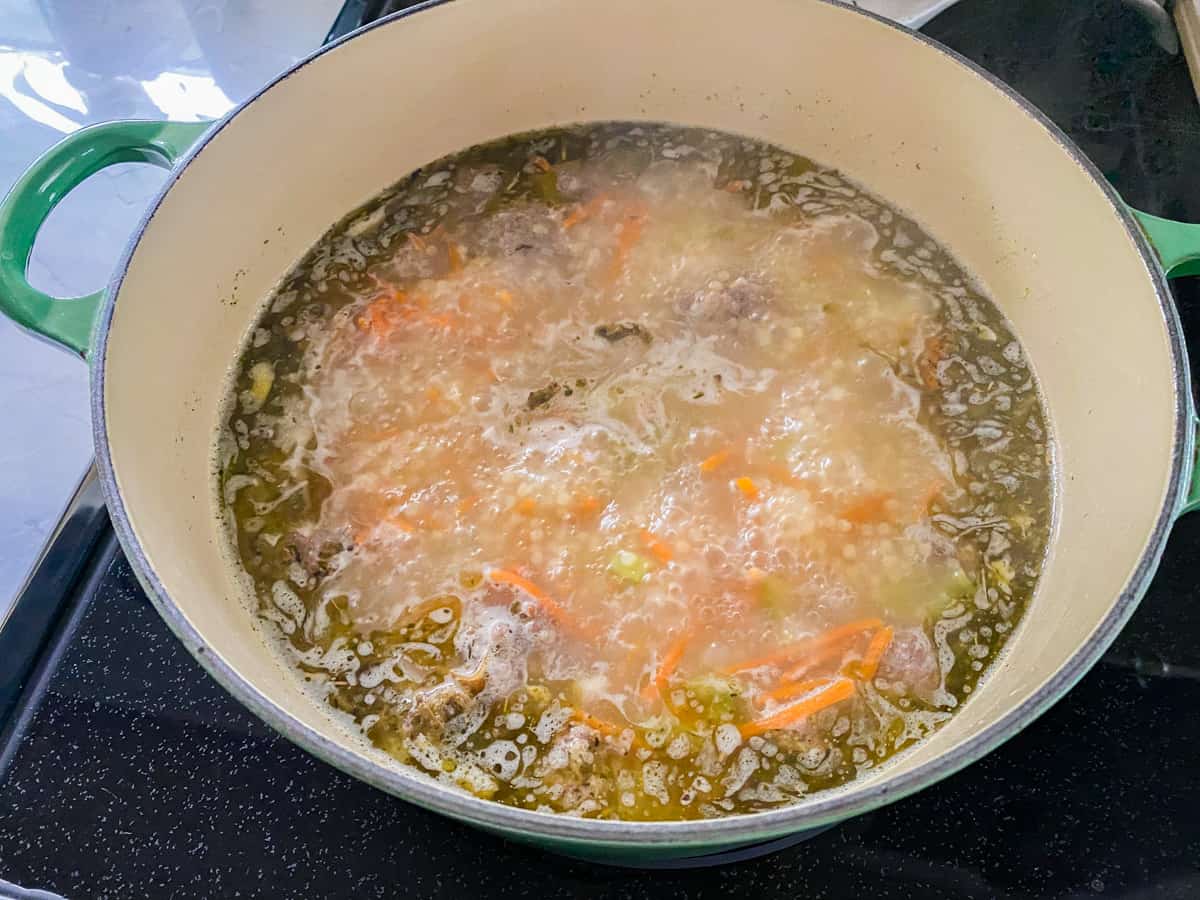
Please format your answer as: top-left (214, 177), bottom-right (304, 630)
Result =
top-left (1132, 208), bottom-right (1200, 515)
top-left (0, 120), bottom-right (210, 359)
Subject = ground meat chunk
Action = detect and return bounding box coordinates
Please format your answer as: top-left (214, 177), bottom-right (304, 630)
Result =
top-left (453, 619), bottom-right (531, 700)
top-left (378, 234), bottom-right (456, 282)
top-left (879, 626), bottom-right (940, 698)
top-left (470, 205), bottom-right (565, 259)
top-left (536, 725), bottom-right (610, 813)
top-left (676, 274), bottom-right (773, 323)
top-left (282, 530), bottom-right (348, 582)
top-left (403, 683), bottom-right (474, 741)
top-left (555, 774), bottom-right (610, 815)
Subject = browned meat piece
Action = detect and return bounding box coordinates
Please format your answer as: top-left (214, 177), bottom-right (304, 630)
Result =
top-left (676, 275), bottom-right (773, 323)
top-left (282, 530), bottom-right (348, 582)
top-left (536, 724), bottom-right (609, 812)
top-left (453, 620), bottom-right (531, 699)
top-left (403, 683), bottom-right (474, 741)
top-left (470, 205), bottom-right (566, 259)
top-left (554, 774), bottom-right (610, 814)
top-left (379, 232), bottom-right (460, 283)
top-left (554, 723), bottom-right (602, 774)
top-left (879, 626), bottom-right (940, 697)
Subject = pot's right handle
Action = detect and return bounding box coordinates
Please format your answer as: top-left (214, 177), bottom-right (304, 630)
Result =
top-left (0, 120), bottom-right (209, 359)
top-left (1132, 208), bottom-right (1200, 515)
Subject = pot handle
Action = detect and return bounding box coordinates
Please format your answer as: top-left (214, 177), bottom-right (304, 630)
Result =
top-left (0, 120), bottom-right (210, 359)
top-left (1131, 207), bottom-right (1200, 515)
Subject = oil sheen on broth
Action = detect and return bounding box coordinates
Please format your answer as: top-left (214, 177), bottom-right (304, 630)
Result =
top-left (218, 123), bottom-right (1052, 821)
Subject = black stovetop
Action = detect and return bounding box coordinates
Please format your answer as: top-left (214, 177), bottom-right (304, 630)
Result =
top-left (2, 2), bottom-right (1199, 897)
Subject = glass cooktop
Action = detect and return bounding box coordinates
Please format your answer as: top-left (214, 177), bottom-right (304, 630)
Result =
top-left (2, 1), bottom-right (1199, 896)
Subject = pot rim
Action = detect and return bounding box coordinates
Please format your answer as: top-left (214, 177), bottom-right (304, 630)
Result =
top-left (90, 0), bottom-right (1191, 847)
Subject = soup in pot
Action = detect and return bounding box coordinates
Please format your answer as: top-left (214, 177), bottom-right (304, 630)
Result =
top-left (218, 123), bottom-right (1053, 820)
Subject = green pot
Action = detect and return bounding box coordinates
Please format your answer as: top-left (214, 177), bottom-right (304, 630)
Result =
top-left (2, 0), bottom-right (1198, 865)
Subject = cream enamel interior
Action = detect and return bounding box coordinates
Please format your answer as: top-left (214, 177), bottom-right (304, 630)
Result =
top-left (98, 0), bottom-right (1180, 844)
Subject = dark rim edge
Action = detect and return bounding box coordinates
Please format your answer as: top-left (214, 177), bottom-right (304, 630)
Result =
top-left (89, 0), bottom-right (1191, 847)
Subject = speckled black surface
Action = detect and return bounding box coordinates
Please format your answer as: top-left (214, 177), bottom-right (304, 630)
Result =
top-left (2, 1), bottom-right (1199, 897)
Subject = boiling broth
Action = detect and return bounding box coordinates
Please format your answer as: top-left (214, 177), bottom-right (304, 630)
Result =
top-left (218, 123), bottom-right (1053, 820)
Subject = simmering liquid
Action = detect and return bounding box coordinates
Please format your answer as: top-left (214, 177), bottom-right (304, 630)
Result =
top-left (218, 123), bottom-right (1053, 820)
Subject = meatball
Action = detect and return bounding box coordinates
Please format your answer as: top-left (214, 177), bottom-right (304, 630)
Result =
top-left (453, 619), bottom-right (531, 699)
top-left (470, 205), bottom-right (566, 259)
top-left (676, 274), bottom-right (773, 323)
top-left (879, 626), bottom-right (940, 698)
top-left (403, 683), bottom-right (474, 741)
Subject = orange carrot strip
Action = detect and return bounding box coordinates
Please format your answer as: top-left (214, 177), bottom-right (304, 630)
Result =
top-left (572, 709), bottom-right (622, 737)
top-left (641, 630), bottom-right (691, 701)
top-left (723, 618), bottom-right (884, 674)
top-left (488, 568), bottom-right (580, 635)
top-left (562, 193), bottom-right (609, 230)
top-left (917, 479), bottom-right (945, 517)
top-left (408, 231), bottom-right (428, 250)
top-left (515, 497), bottom-right (537, 516)
top-left (755, 676), bottom-right (835, 709)
top-left (857, 626), bottom-right (895, 681)
top-left (386, 514), bottom-right (416, 534)
top-left (574, 495), bottom-right (601, 517)
top-left (447, 242), bottom-right (464, 275)
top-left (640, 529), bottom-right (673, 563)
top-left (700, 450), bottom-right (731, 473)
top-left (531, 155), bottom-right (553, 173)
top-left (781, 636), bottom-right (870, 683)
top-left (571, 710), bottom-right (644, 750)
top-left (740, 677), bottom-right (855, 739)
top-left (734, 477), bottom-right (759, 500)
top-left (839, 491), bottom-right (893, 524)
top-left (917, 334), bottom-right (946, 389)
top-left (606, 211), bottom-right (645, 283)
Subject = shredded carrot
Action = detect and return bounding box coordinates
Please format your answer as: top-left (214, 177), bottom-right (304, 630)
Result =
top-left (740, 677), bottom-right (855, 738)
top-left (487, 568), bottom-right (582, 635)
top-left (447, 242), bottom-right (464, 275)
top-left (700, 450), bottom-right (731, 473)
top-left (857, 626), bottom-right (895, 681)
top-left (723, 618), bottom-right (884, 674)
top-left (386, 514), bottom-right (416, 534)
top-left (531, 155), bottom-right (553, 173)
top-left (734, 476), bottom-right (759, 500)
top-left (606, 212), bottom-right (645, 282)
top-left (641, 629), bottom-right (691, 701)
top-left (426, 386), bottom-right (443, 404)
top-left (763, 463), bottom-right (823, 495)
top-left (755, 676), bottom-right (835, 709)
top-left (355, 293), bottom-right (405, 337)
top-left (421, 312), bottom-right (460, 330)
top-left (571, 709), bottom-right (622, 737)
top-left (574, 495), bottom-right (602, 517)
top-left (495, 288), bottom-right (514, 307)
top-left (723, 179), bottom-right (750, 192)
top-left (917, 479), bottom-right (945, 517)
top-left (640, 529), bottom-right (673, 563)
top-left (917, 334), bottom-right (945, 389)
top-left (782, 636), bottom-right (871, 683)
top-left (839, 491), bottom-right (893, 524)
top-left (571, 709), bottom-right (644, 750)
top-left (408, 231), bottom-right (428, 251)
top-left (515, 497), bottom-right (537, 516)
top-left (562, 193), bottom-right (609, 230)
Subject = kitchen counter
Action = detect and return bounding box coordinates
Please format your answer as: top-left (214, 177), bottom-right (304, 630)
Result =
top-left (0, 0), bottom-right (340, 618)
